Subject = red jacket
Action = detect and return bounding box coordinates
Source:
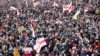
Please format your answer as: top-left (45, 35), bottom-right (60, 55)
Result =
top-left (23, 51), bottom-right (32, 56)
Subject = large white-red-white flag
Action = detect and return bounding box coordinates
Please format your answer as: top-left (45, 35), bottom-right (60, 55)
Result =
top-left (63, 2), bottom-right (74, 13)
top-left (34, 38), bottom-right (46, 53)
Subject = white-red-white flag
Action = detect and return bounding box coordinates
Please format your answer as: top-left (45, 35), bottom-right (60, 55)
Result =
top-left (10, 6), bottom-right (20, 16)
top-left (55, 20), bottom-right (62, 24)
top-left (29, 19), bottom-right (36, 26)
top-left (34, 38), bottom-right (46, 53)
top-left (10, 6), bottom-right (17, 11)
top-left (75, 32), bottom-right (82, 40)
top-left (44, 10), bottom-right (51, 13)
top-left (71, 47), bottom-right (76, 54)
top-left (63, 2), bottom-right (74, 13)
top-left (33, 2), bottom-right (40, 7)
top-left (84, 6), bottom-right (89, 13)
top-left (23, 47), bottom-right (33, 53)
top-left (53, 2), bottom-right (58, 7)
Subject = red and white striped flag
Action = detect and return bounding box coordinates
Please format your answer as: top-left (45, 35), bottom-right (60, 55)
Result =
top-left (53, 2), bottom-right (58, 7)
top-left (84, 6), bottom-right (89, 13)
top-left (70, 47), bottom-right (76, 54)
top-left (29, 19), bottom-right (36, 26)
top-left (10, 6), bottom-right (20, 16)
top-left (33, 2), bottom-right (40, 7)
top-left (75, 32), bottom-right (82, 40)
top-left (34, 38), bottom-right (46, 53)
top-left (23, 47), bottom-right (33, 53)
top-left (55, 20), bottom-right (62, 24)
top-left (10, 6), bottom-right (17, 11)
top-left (44, 10), bottom-right (51, 13)
top-left (63, 2), bottom-right (74, 13)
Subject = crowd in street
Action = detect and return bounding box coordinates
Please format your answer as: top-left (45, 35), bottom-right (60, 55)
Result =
top-left (0, 0), bottom-right (100, 56)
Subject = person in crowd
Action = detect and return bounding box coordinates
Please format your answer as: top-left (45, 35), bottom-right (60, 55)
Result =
top-left (0, 0), bottom-right (100, 56)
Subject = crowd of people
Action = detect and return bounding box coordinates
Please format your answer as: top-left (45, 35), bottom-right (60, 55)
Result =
top-left (0, 0), bottom-right (100, 56)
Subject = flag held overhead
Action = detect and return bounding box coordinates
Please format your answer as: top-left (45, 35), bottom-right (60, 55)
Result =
top-left (34, 38), bottom-right (46, 53)
top-left (63, 2), bottom-right (74, 13)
